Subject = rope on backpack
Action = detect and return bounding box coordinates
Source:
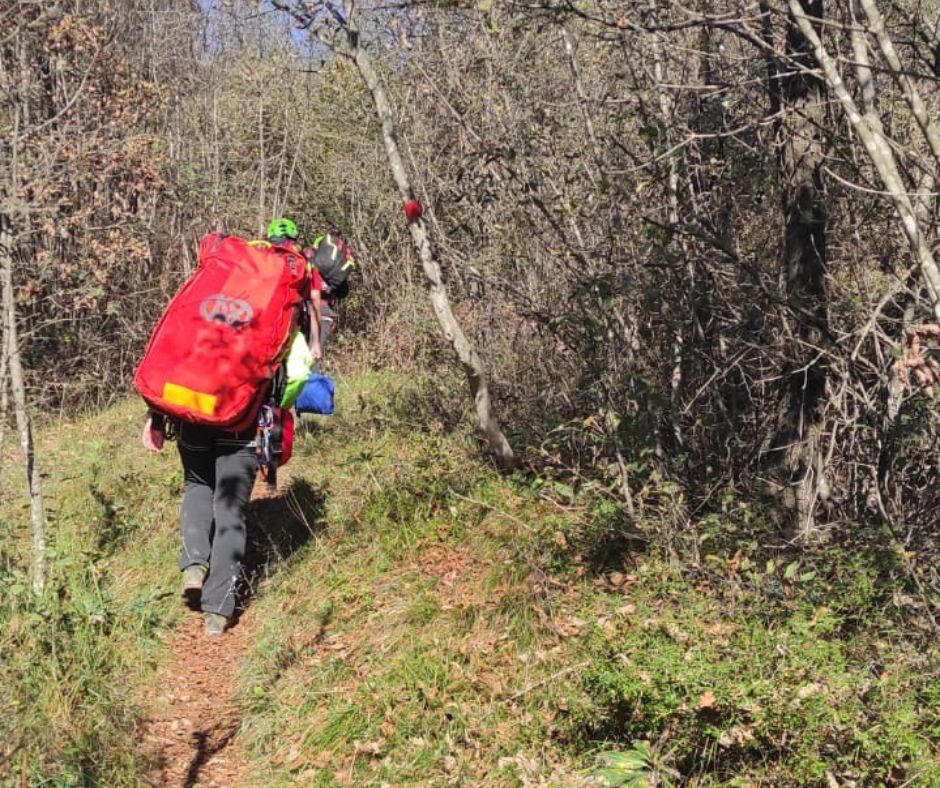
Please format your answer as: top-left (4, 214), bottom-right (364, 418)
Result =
top-left (256, 402), bottom-right (283, 490)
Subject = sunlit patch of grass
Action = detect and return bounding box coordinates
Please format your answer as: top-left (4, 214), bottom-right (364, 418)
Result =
top-left (0, 400), bottom-right (182, 784)
top-left (6, 369), bottom-right (937, 786)
top-left (234, 369), bottom-right (940, 786)
top-left (561, 553), bottom-right (940, 786)
top-left (234, 371), bottom-right (581, 785)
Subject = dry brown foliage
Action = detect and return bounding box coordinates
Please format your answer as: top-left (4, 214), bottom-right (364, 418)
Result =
top-left (897, 324), bottom-right (940, 395)
top-left (4, 0), bottom-right (940, 556)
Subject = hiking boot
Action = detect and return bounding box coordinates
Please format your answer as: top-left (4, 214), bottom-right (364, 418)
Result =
top-left (204, 612), bottom-right (228, 636)
top-left (181, 564), bottom-right (207, 608)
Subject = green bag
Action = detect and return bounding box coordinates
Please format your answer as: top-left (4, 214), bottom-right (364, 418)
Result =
top-left (279, 331), bottom-right (312, 408)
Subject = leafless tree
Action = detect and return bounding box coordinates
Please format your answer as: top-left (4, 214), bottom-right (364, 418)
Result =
top-left (269, 0), bottom-right (516, 469)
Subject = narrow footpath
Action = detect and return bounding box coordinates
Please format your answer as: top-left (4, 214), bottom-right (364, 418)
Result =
top-left (140, 609), bottom-right (255, 787)
top-left (139, 474), bottom-right (291, 787)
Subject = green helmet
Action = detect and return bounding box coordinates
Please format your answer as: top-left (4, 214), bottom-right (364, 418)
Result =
top-left (266, 217), bottom-right (298, 241)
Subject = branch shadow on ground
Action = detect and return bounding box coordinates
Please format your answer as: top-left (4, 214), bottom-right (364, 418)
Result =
top-left (236, 478), bottom-right (327, 620)
top-left (180, 724), bottom-right (238, 788)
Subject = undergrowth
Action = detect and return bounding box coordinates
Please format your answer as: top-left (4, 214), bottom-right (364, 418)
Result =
top-left (231, 370), bottom-right (940, 786)
top-left (1, 368), bottom-right (938, 785)
top-left (0, 402), bottom-right (182, 785)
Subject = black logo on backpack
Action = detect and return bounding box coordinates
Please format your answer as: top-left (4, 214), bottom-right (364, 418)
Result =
top-left (313, 235), bottom-right (355, 300)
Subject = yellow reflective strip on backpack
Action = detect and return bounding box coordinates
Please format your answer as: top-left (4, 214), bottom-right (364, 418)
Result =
top-left (163, 382), bottom-right (218, 415)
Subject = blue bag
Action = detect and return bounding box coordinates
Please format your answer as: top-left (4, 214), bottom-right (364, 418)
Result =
top-left (295, 373), bottom-right (335, 415)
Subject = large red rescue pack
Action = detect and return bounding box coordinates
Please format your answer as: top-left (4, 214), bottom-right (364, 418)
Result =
top-left (134, 233), bottom-right (308, 432)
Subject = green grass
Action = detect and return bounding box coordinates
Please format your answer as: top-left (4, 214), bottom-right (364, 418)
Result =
top-left (233, 371), bottom-right (940, 786)
top-left (0, 401), bottom-right (182, 785)
top-left (569, 559), bottom-right (940, 785)
top-left (1, 368), bottom-right (939, 786)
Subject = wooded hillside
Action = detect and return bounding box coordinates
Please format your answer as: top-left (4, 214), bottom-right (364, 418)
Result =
top-left (3, 1), bottom-right (940, 783)
top-left (6, 0), bottom-right (940, 553)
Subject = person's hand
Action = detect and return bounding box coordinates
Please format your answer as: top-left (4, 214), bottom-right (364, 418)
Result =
top-left (308, 341), bottom-right (322, 363)
top-left (142, 415), bottom-right (165, 452)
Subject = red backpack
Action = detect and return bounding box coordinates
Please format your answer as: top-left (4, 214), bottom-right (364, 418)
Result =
top-left (134, 233), bottom-right (308, 432)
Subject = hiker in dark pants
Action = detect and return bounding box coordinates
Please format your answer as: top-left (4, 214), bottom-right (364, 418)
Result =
top-left (138, 220), bottom-right (312, 636)
top-left (142, 412), bottom-right (257, 635)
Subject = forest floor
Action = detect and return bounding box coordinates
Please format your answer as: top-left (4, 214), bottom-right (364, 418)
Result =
top-left (2, 368), bottom-right (940, 786)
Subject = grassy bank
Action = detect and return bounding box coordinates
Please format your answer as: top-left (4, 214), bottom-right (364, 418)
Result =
top-left (0, 401), bottom-right (182, 785)
top-left (1, 370), bottom-right (938, 785)
top-left (230, 371), bottom-right (940, 786)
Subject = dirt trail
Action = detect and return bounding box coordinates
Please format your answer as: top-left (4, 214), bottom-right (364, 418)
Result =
top-left (140, 474), bottom-right (289, 787)
top-left (140, 608), bottom-right (256, 787)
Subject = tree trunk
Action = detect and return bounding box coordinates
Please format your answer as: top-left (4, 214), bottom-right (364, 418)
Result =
top-left (767, 0), bottom-right (829, 539)
top-left (0, 215), bottom-right (46, 594)
top-left (788, 0), bottom-right (940, 321)
top-left (560, 25), bottom-right (602, 182)
top-left (345, 19), bottom-right (515, 469)
top-left (858, 0), bottom-right (940, 167)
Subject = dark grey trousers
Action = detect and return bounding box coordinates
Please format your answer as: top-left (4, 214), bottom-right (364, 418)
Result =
top-left (320, 301), bottom-right (334, 352)
top-left (177, 423), bottom-right (257, 618)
